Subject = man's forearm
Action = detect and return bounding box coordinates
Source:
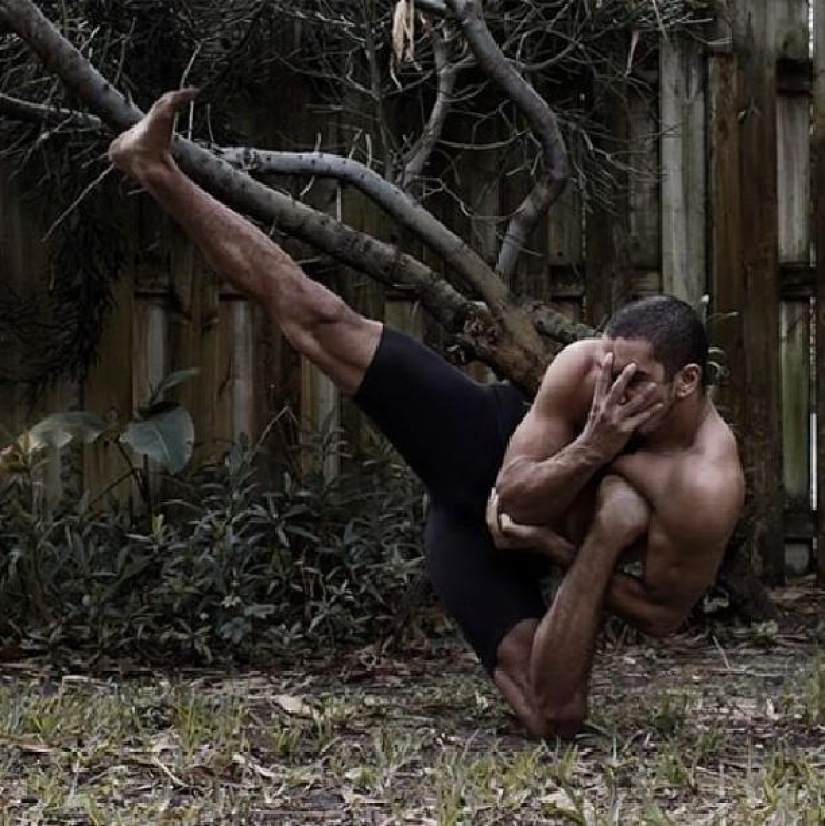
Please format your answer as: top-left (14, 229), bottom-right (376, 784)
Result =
top-left (496, 435), bottom-right (607, 524)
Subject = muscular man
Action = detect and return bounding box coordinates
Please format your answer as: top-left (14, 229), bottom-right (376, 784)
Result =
top-left (108, 90), bottom-right (745, 739)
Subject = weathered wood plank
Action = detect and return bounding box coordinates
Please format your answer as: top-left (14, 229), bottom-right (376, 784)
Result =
top-left (660, 38), bottom-right (707, 307)
top-left (777, 93), bottom-right (812, 265)
top-left (82, 269), bottom-right (135, 508)
top-left (192, 264), bottom-right (222, 462)
top-left (734, 0), bottom-right (784, 583)
top-left (0, 166), bottom-right (27, 440)
top-left (229, 300), bottom-right (257, 445)
top-left (775, 0), bottom-right (810, 62)
top-left (628, 92), bottom-right (660, 272)
top-left (813, 0), bottom-right (825, 584)
top-left (133, 296), bottom-right (168, 500)
top-left (586, 94), bottom-right (635, 327)
top-left (709, 47), bottom-right (747, 508)
top-left (780, 301), bottom-right (811, 510)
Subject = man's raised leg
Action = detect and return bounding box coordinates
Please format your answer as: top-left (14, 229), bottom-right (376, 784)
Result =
top-left (109, 89), bottom-right (380, 395)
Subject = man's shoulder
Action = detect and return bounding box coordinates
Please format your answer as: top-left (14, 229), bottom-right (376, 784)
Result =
top-left (531, 340), bottom-right (601, 429)
top-left (676, 435), bottom-right (745, 539)
top-left (538, 339), bottom-right (600, 396)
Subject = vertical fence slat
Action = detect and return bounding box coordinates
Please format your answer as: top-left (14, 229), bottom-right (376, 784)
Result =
top-left (709, 44), bottom-right (746, 441)
top-left (82, 270), bottom-right (135, 506)
top-left (777, 93), bottom-right (812, 265)
top-left (660, 38), bottom-right (707, 307)
top-left (776, 0), bottom-right (811, 61)
top-left (814, 0), bottom-right (825, 584)
top-left (0, 166), bottom-right (26, 441)
top-left (586, 96), bottom-right (634, 326)
top-left (780, 301), bottom-right (812, 513)
top-left (736, 0), bottom-right (784, 582)
top-left (133, 297), bottom-right (169, 500)
top-left (628, 90), bottom-right (660, 281)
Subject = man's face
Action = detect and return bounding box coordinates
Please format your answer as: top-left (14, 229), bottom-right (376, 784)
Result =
top-left (605, 336), bottom-right (675, 436)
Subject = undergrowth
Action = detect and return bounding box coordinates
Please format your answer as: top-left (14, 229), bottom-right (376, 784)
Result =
top-left (0, 424), bottom-right (427, 662)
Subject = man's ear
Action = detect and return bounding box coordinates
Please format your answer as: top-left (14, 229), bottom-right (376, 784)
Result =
top-left (674, 364), bottom-right (702, 398)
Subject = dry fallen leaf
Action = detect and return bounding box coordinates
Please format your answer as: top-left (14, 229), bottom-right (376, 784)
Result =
top-left (273, 693), bottom-right (315, 718)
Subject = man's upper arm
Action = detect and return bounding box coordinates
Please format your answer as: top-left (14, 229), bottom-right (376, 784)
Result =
top-left (645, 460), bottom-right (745, 614)
top-left (499, 343), bottom-right (590, 473)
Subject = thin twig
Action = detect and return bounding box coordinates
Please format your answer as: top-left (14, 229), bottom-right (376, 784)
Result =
top-left (41, 164), bottom-right (114, 242)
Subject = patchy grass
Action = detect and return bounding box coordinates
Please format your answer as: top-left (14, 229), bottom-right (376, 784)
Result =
top-left (0, 582), bottom-right (823, 824)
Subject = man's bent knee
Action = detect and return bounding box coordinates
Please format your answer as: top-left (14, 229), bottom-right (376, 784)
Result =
top-left (280, 300), bottom-right (381, 396)
top-left (592, 474), bottom-right (650, 546)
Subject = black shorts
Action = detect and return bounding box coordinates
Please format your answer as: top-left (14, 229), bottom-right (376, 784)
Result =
top-left (353, 326), bottom-right (548, 673)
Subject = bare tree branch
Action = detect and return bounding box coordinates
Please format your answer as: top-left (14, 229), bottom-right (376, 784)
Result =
top-left (400, 19), bottom-right (456, 196)
top-left (446, 0), bottom-right (567, 280)
top-left (0, 91), bottom-right (102, 130)
top-left (0, 0), bottom-right (584, 390)
top-left (215, 144), bottom-right (508, 300)
top-left (0, 88), bottom-right (552, 345)
top-left (415, 0), bottom-right (449, 17)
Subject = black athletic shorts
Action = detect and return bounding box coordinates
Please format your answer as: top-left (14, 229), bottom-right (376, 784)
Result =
top-left (353, 326), bottom-right (548, 674)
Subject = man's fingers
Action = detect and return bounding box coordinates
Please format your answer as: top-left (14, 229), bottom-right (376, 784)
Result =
top-left (486, 489), bottom-right (509, 546)
top-left (606, 362), bottom-right (637, 406)
top-left (155, 87), bottom-right (198, 116)
top-left (625, 401), bottom-right (665, 430)
top-left (620, 381), bottom-right (657, 417)
top-left (592, 353), bottom-right (612, 405)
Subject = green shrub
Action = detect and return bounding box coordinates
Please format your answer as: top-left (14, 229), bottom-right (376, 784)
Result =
top-left (0, 423), bottom-right (427, 662)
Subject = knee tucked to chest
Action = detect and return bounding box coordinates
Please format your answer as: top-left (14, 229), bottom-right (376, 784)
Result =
top-left (592, 474), bottom-right (650, 545)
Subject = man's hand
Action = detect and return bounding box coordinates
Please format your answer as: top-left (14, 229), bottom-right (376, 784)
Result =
top-left (486, 490), bottom-right (576, 566)
top-left (579, 353), bottom-right (662, 462)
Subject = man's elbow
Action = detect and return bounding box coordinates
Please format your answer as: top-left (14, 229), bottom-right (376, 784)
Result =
top-left (496, 462), bottom-right (537, 519)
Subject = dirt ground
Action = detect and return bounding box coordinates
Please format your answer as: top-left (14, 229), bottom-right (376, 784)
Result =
top-left (0, 579), bottom-right (822, 825)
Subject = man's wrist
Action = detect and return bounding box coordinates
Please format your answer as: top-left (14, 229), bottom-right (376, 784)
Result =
top-left (571, 434), bottom-right (614, 468)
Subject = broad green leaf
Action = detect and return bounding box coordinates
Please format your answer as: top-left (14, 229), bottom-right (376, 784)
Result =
top-left (120, 406), bottom-right (194, 474)
top-left (150, 368), bottom-right (200, 404)
top-left (29, 412), bottom-right (107, 450)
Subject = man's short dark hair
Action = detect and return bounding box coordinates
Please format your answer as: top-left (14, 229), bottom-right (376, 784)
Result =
top-left (604, 295), bottom-right (708, 382)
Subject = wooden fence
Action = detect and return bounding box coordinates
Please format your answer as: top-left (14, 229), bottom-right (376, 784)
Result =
top-left (0, 0), bottom-right (822, 583)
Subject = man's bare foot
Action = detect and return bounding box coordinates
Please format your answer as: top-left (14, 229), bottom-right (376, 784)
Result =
top-left (108, 88), bottom-right (197, 181)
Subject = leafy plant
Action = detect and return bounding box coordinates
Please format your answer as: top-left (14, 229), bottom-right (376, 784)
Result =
top-left (0, 412), bottom-right (427, 661)
top-left (3, 368), bottom-right (199, 514)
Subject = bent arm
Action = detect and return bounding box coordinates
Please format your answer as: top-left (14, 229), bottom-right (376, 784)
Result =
top-left (603, 572), bottom-right (687, 636)
top-left (496, 343), bottom-right (603, 524)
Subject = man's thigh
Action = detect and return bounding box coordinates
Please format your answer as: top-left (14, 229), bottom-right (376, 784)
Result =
top-left (354, 326), bottom-right (528, 517)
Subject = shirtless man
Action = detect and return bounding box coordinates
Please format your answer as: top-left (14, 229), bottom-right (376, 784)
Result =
top-left (108, 90), bottom-right (745, 739)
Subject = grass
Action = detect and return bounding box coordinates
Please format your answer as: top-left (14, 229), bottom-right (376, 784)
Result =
top-left (0, 584), bottom-right (822, 824)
